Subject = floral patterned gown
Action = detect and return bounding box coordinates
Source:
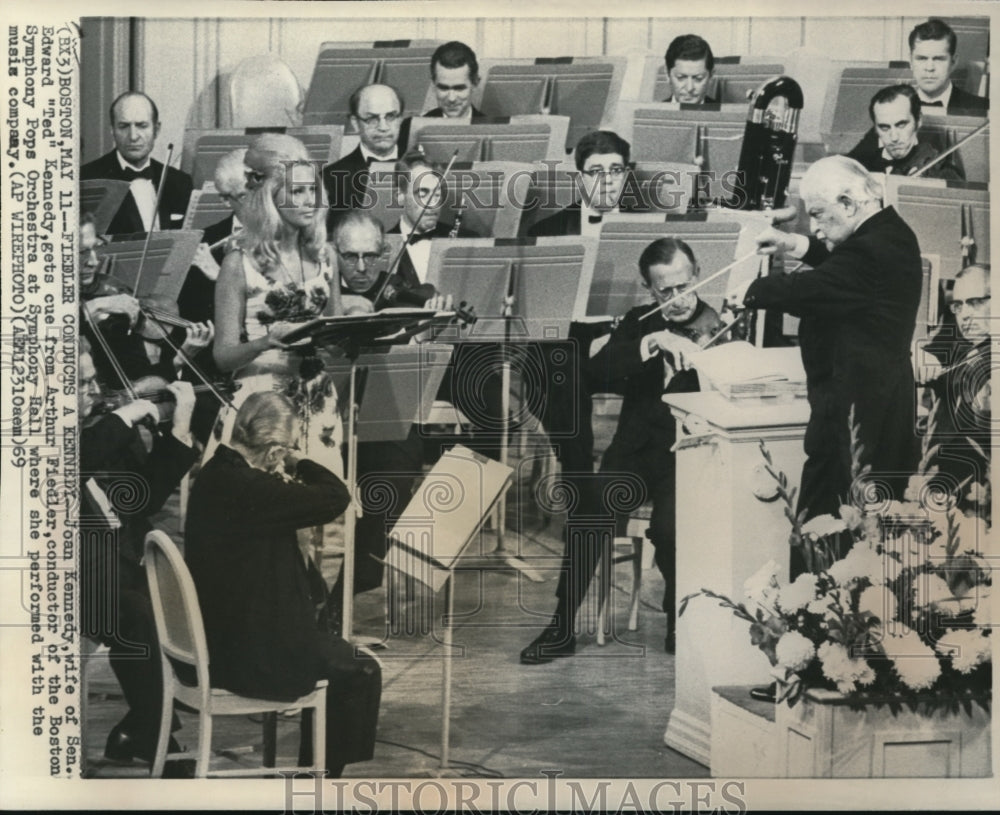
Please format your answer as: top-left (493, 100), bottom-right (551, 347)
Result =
top-left (207, 250), bottom-right (344, 478)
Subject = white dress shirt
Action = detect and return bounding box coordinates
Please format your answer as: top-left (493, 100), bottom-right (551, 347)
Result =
top-left (117, 152), bottom-right (159, 231)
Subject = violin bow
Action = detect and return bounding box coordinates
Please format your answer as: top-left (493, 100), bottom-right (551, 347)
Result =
top-left (371, 149), bottom-right (461, 309)
top-left (131, 142), bottom-right (175, 302)
top-left (912, 119), bottom-right (988, 179)
top-left (639, 249), bottom-right (759, 322)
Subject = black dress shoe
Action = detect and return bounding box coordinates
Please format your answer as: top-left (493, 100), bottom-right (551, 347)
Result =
top-left (104, 723), bottom-right (181, 764)
top-left (749, 682), bottom-right (777, 703)
top-left (520, 626), bottom-right (576, 665)
top-left (162, 759), bottom-right (196, 779)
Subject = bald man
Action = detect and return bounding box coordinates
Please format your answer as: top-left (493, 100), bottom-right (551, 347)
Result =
top-left (81, 91), bottom-right (193, 234)
top-left (738, 156), bottom-right (922, 569)
top-left (323, 83), bottom-right (405, 229)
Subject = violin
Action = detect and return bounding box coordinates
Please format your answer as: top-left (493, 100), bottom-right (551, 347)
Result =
top-left (91, 374), bottom-right (239, 425)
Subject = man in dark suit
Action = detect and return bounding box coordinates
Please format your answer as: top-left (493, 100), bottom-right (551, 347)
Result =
top-left (323, 84), bottom-right (405, 230)
top-left (739, 156), bottom-right (923, 572)
top-left (663, 34), bottom-right (718, 104)
top-left (398, 41), bottom-right (486, 151)
top-left (528, 130), bottom-right (633, 238)
top-left (385, 152), bottom-right (480, 287)
top-left (81, 91), bottom-right (193, 235)
top-left (908, 19), bottom-right (988, 114)
top-left (79, 341), bottom-right (199, 770)
top-left (847, 85), bottom-right (963, 180)
top-left (520, 238), bottom-right (725, 663)
top-left (185, 392), bottom-right (381, 778)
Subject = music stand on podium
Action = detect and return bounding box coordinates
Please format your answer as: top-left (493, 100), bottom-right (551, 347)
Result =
top-left (283, 312), bottom-right (456, 642)
top-left (384, 445), bottom-right (513, 774)
top-left (426, 237), bottom-right (597, 570)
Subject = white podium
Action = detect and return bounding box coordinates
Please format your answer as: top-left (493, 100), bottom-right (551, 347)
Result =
top-left (661, 391), bottom-right (810, 767)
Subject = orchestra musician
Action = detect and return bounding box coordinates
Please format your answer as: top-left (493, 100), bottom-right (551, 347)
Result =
top-left (736, 156), bottom-right (923, 571)
top-left (398, 41), bottom-right (487, 151)
top-left (79, 336), bottom-right (199, 773)
top-left (663, 34), bottom-right (718, 104)
top-left (846, 85), bottom-right (964, 180)
top-left (185, 392), bottom-right (381, 778)
top-left (917, 263), bottom-right (991, 506)
top-left (323, 83), bottom-right (405, 229)
top-left (80, 91), bottom-right (193, 234)
top-left (521, 238), bottom-right (728, 663)
top-left (907, 19), bottom-right (988, 114)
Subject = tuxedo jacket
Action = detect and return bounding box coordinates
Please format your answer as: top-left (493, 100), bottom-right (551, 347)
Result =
top-left (177, 213), bottom-right (236, 325)
top-left (846, 133), bottom-right (963, 180)
top-left (80, 150), bottom-right (193, 235)
top-left (398, 105), bottom-right (487, 153)
top-left (946, 85), bottom-right (989, 114)
top-left (527, 203), bottom-right (583, 237)
top-left (322, 146), bottom-right (374, 231)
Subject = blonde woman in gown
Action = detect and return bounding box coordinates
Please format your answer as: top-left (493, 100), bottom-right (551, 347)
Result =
top-left (211, 133), bottom-right (346, 556)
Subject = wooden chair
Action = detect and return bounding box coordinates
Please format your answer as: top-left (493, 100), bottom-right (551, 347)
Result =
top-left (596, 503), bottom-right (649, 646)
top-left (143, 530), bottom-right (328, 777)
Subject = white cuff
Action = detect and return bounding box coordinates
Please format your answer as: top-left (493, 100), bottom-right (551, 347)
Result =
top-left (639, 334), bottom-right (658, 362)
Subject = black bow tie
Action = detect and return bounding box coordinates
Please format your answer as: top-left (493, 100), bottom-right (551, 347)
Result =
top-left (366, 154), bottom-right (396, 166)
top-left (409, 230), bottom-right (434, 244)
top-left (921, 100), bottom-right (944, 108)
top-left (122, 165), bottom-right (155, 182)
top-left (588, 214), bottom-right (603, 224)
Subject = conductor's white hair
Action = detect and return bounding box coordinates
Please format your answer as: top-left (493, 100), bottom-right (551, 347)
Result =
top-left (800, 155), bottom-right (883, 206)
top-left (214, 147), bottom-right (248, 192)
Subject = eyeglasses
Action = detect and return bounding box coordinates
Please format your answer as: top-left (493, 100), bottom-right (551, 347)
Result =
top-left (357, 112), bottom-right (402, 128)
top-left (219, 190), bottom-right (247, 205)
top-left (581, 166), bottom-right (626, 179)
top-left (950, 295), bottom-right (990, 314)
top-left (651, 281), bottom-right (691, 299)
top-left (413, 186), bottom-right (445, 205)
top-left (337, 249), bottom-right (383, 267)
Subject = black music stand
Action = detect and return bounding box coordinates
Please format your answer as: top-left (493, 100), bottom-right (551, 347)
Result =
top-left (95, 230), bottom-right (203, 301)
top-left (426, 237), bottom-right (597, 573)
top-left (80, 179), bottom-right (130, 235)
top-left (284, 313), bottom-right (457, 642)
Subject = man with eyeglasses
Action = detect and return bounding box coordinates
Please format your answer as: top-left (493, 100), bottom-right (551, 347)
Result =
top-left (323, 84), bottom-right (406, 229)
top-left (528, 130), bottom-right (633, 238)
top-left (663, 34), bottom-right (717, 105)
top-left (918, 263), bottom-right (991, 504)
top-left (387, 152), bottom-right (479, 288)
top-left (521, 237), bottom-right (726, 663)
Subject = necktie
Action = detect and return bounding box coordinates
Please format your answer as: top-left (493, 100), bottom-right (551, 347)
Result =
top-left (122, 165), bottom-right (155, 182)
top-left (588, 214), bottom-right (603, 224)
top-left (921, 100), bottom-right (944, 108)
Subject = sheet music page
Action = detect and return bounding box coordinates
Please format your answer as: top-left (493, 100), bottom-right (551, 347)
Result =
top-left (0, 1), bottom-right (995, 812)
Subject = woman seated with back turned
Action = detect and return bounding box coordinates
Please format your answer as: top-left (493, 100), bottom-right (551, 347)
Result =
top-left (184, 391), bottom-right (381, 777)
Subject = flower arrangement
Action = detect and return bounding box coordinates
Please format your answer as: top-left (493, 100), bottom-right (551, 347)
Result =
top-left (256, 276), bottom-right (330, 326)
top-left (681, 403), bottom-right (992, 713)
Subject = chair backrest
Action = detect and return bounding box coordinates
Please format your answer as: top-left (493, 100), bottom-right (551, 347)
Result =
top-left (229, 54), bottom-right (303, 128)
top-left (143, 530), bottom-right (211, 695)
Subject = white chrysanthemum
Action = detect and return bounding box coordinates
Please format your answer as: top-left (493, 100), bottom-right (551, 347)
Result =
top-left (817, 641), bottom-right (875, 694)
top-left (839, 504), bottom-right (864, 532)
top-left (966, 482), bottom-right (989, 508)
top-left (775, 631), bottom-right (816, 671)
top-left (918, 573), bottom-right (956, 613)
top-left (937, 629), bottom-right (992, 674)
top-left (777, 573), bottom-right (819, 612)
top-left (807, 595), bottom-right (831, 616)
top-left (970, 592), bottom-right (992, 629)
top-left (827, 543), bottom-right (889, 586)
top-left (882, 628), bottom-right (941, 690)
top-left (955, 513), bottom-right (989, 555)
top-left (801, 514), bottom-right (848, 538)
top-left (858, 585), bottom-right (898, 621)
top-left (883, 500), bottom-right (927, 520)
top-left (743, 559), bottom-right (781, 607)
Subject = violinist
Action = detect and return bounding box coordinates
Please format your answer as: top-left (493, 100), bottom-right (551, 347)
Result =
top-left (386, 152), bottom-right (481, 287)
top-left (78, 336), bottom-right (199, 772)
top-left (521, 237), bottom-right (728, 664)
top-left (917, 263), bottom-right (991, 504)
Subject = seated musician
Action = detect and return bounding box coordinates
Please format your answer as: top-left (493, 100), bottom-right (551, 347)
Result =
top-left (907, 19), bottom-right (988, 115)
top-left (521, 238), bottom-right (728, 663)
top-left (528, 130), bottom-right (633, 238)
top-left (79, 336), bottom-right (199, 772)
top-left (846, 85), bottom-right (963, 180)
top-left (185, 392), bottom-right (381, 777)
top-left (323, 83), bottom-right (405, 231)
top-left (663, 34), bottom-right (717, 104)
top-left (177, 147), bottom-right (251, 326)
top-left (398, 41), bottom-right (485, 151)
top-left (917, 263), bottom-right (991, 506)
top-left (80, 91), bottom-right (193, 234)
top-left (387, 151), bottom-right (481, 286)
